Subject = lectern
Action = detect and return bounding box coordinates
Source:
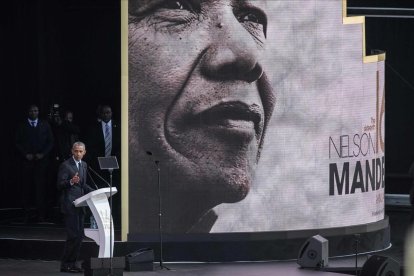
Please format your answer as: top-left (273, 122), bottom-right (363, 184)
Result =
top-left (73, 187), bottom-right (117, 258)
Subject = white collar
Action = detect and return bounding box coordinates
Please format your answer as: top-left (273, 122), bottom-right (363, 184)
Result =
top-left (72, 157), bottom-right (81, 165)
top-left (102, 120), bottom-right (112, 127)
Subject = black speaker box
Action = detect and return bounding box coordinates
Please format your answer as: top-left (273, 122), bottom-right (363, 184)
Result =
top-left (297, 235), bottom-right (329, 268)
top-left (83, 257), bottom-right (125, 276)
top-left (125, 248), bottom-right (154, 271)
top-left (360, 255), bottom-right (400, 276)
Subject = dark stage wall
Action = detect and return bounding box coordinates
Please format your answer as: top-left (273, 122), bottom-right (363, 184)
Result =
top-left (0, 0), bottom-right (121, 208)
top-left (348, 1), bottom-right (414, 193)
top-left (1, 0), bottom-right (414, 208)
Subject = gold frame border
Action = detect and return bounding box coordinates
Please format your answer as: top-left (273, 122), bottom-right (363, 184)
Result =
top-left (342, 0), bottom-right (386, 63)
top-left (120, 0), bottom-right (129, 241)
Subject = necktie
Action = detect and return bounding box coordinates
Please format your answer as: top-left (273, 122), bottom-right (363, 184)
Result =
top-left (104, 123), bottom-right (112, 157)
top-left (31, 121), bottom-right (36, 127)
top-left (78, 162), bottom-right (83, 182)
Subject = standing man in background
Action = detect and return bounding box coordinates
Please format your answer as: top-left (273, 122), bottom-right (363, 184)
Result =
top-left (57, 141), bottom-right (94, 273)
top-left (55, 110), bottom-right (81, 161)
top-left (86, 105), bottom-right (121, 224)
top-left (86, 105), bottom-right (120, 172)
top-left (15, 104), bottom-right (54, 223)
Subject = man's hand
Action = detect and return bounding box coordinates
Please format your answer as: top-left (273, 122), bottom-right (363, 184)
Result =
top-left (70, 172), bottom-right (80, 185)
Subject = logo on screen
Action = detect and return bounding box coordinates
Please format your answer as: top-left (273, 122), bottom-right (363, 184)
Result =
top-left (328, 71), bottom-right (385, 196)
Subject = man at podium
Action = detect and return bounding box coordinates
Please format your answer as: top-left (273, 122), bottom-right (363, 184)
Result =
top-left (57, 141), bottom-right (94, 273)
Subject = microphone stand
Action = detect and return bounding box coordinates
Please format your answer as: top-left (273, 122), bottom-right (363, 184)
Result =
top-left (108, 168), bottom-right (114, 276)
top-left (86, 170), bottom-right (100, 190)
top-left (88, 166), bottom-right (111, 187)
top-left (354, 234), bottom-right (360, 276)
top-left (86, 170), bottom-right (99, 229)
top-left (154, 160), bottom-right (169, 270)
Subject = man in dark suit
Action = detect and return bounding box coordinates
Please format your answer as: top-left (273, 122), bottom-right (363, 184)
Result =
top-left (57, 141), bottom-right (94, 273)
top-left (86, 105), bottom-right (120, 171)
top-left (15, 104), bottom-right (54, 222)
top-left (86, 105), bottom-right (121, 224)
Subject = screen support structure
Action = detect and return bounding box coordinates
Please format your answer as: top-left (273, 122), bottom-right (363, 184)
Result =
top-left (155, 160), bottom-right (170, 270)
top-left (98, 156), bottom-right (119, 276)
top-left (354, 234), bottom-right (360, 276)
top-left (146, 151), bottom-right (170, 270)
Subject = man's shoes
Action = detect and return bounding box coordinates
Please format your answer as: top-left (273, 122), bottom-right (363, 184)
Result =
top-left (60, 265), bottom-right (84, 273)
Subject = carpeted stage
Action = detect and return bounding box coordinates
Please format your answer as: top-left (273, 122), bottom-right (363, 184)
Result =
top-left (0, 206), bottom-right (408, 275)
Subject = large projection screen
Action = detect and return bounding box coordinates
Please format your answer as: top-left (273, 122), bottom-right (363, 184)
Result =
top-left (126, 0), bottom-right (385, 236)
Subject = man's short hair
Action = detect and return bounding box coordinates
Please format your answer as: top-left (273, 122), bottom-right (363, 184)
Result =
top-left (72, 141), bottom-right (86, 149)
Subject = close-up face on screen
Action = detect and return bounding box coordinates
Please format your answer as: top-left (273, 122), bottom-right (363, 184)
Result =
top-left (128, 0), bottom-right (385, 235)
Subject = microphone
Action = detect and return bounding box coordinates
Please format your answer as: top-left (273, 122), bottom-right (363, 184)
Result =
top-left (88, 166), bottom-right (111, 188)
top-left (87, 170), bottom-right (99, 190)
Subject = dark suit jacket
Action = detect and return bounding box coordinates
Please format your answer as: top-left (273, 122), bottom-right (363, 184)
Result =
top-left (85, 120), bottom-right (120, 170)
top-left (15, 119), bottom-right (54, 158)
top-left (57, 158), bottom-right (94, 214)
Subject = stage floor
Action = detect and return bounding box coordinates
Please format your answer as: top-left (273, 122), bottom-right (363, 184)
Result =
top-left (0, 207), bottom-right (409, 275)
top-left (0, 257), bottom-right (376, 276)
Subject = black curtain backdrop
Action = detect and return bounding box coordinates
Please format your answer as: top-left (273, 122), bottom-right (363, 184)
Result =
top-left (348, 1), bottom-right (414, 193)
top-left (1, 0), bottom-right (414, 208)
top-left (0, 0), bottom-right (120, 208)
top-left (365, 18), bottom-right (414, 174)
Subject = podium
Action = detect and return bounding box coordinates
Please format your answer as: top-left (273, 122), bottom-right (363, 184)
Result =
top-left (73, 187), bottom-right (117, 258)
